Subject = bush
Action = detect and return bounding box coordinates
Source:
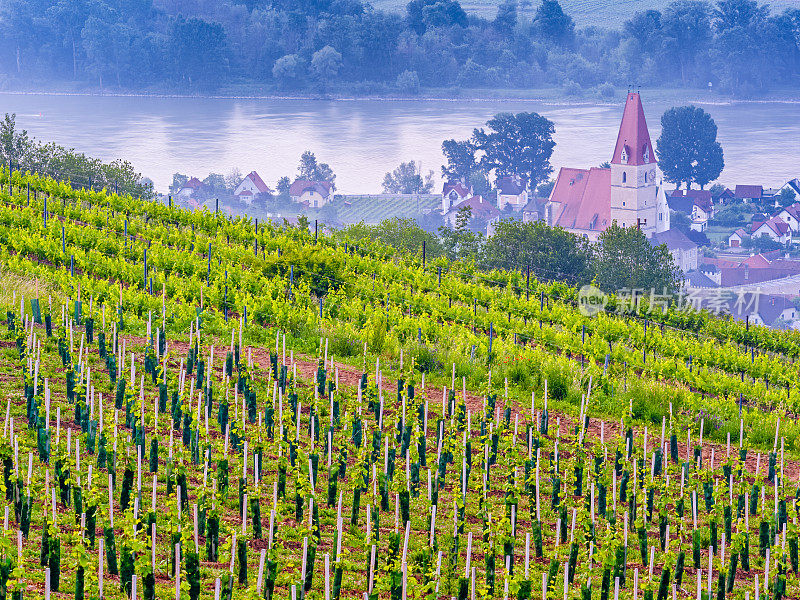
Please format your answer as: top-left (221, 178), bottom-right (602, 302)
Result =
top-left (396, 70), bottom-right (421, 95)
top-left (563, 80), bottom-right (582, 97)
top-left (596, 82), bottom-right (615, 99)
top-left (415, 344), bottom-right (442, 374)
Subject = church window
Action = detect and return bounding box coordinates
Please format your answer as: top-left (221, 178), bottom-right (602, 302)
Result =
top-left (621, 145), bottom-right (629, 164)
top-left (643, 145), bottom-right (650, 163)
top-left (622, 201), bottom-right (625, 207)
top-left (622, 172), bottom-right (626, 183)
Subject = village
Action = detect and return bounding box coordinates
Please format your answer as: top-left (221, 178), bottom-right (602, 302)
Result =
top-left (170, 93), bottom-right (800, 330)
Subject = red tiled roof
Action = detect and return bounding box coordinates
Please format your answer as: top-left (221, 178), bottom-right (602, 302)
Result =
top-left (735, 185), bottom-right (762, 199)
top-left (443, 181), bottom-right (471, 198)
top-left (742, 253), bottom-right (772, 268)
top-left (496, 176), bottom-right (526, 196)
top-left (289, 180), bottom-right (332, 198)
top-left (778, 203), bottom-right (800, 221)
top-left (549, 166), bottom-right (611, 231)
top-left (181, 177), bottom-right (204, 191)
top-left (611, 93), bottom-right (655, 167)
top-left (451, 195), bottom-right (501, 219)
top-left (752, 216), bottom-right (789, 237)
top-left (244, 171), bottom-right (271, 194)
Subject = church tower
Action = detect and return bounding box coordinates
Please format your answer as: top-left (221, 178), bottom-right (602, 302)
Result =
top-left (609, 92), bottom-right (659, 237)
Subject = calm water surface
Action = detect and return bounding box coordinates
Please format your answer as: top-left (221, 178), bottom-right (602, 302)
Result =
top-left (3, 94), bottom-right (798, 194)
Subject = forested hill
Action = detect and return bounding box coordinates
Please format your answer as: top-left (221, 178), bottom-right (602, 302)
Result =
top-left (376, 0), bottom-right (798, 27)
top-left (0, 0), bottom-right (798, 97)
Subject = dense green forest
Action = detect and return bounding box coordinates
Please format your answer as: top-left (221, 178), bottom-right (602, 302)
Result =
top-left (0, 0), bottom-right (798, 96)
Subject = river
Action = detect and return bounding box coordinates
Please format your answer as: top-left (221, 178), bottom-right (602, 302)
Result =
top-left (3, 93), bottom-right (798, 194)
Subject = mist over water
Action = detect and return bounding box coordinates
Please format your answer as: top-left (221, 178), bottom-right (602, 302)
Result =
top-left (4, 93), bottom-right (797, 194)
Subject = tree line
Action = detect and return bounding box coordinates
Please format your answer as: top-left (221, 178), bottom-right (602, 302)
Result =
top-left (0, 0), bottom-right (798, 97)
top-left (337, 216), bottom-right (683, 295)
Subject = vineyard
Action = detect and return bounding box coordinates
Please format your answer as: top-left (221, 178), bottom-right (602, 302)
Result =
top-left (1, 168), bottom-right (800, 599)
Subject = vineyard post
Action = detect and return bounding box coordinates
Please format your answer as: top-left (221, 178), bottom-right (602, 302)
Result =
top-left (215, 198), bottom-right (219, 214)
top-left (71, 255), bottom-right (74, 278)
top-left (144, 248), bottom-right (148, 289)
top-left (62, 226), bottom-right (65, 254)
top-left (488, 322), bottom-right (493, 362)
top-left (422, 240), bottom-right (426, 266)
top-left (169, 195), bottom-right (172, 208)
top-left (43, 196), bottom-right (47, 227)
top-left (527, 265), bottom-right (530, 300)
top-left (207, 243), bottom-right (211, 286)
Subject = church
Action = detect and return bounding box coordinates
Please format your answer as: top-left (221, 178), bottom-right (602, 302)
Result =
top-left (544, 92), bottom-right (671, 242)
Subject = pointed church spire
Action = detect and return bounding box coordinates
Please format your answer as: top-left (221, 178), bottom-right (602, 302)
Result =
top-left (611, 92), bottom-right (654, 167)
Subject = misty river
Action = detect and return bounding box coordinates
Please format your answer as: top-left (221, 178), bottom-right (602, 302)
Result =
top-left (3, 93), bottom-right (799, 194)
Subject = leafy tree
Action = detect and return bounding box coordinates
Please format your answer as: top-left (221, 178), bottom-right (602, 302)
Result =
top-left (382, 160), bottom-right (434, 194)
top-left (593, 223), bottom-right (682, 295)
top-left (441, 139), bottom-right (479, 183)
top-left (778, 187), bottom-right (796, 207)
top-left (396, 69), bottom-right (421, 94)
top-left (0, 113), bottom-right (31, 167)
top-left (169, 173), bottom-right (188, 195)
top-left (170, 17), bottom-right (227, 89)
top-left (348, 217), bottom-right (443, 257)
top-left (472, 112), bottom-right (555, 190)
top-left (272, 54), bottom-right (307, 90)
top-left (298, 151), bottom-right (336, 187)
top-left (660, 1), bottom-right (713, 84)
top-left (536, 179), bottom-right (555, 197)
top-left (656, 106), bottom-right (724, 189)
top-left (276, 176), bottom-right (292, 199)
top-left (311, 45), bottom-right (342, 89)
top-left (407, 0), bottom-right (467, 34)
top-left (481, 220), bottom-right (591, 282)
top-left (494, 0), bottom-right (518, 33)
top-left (439, 206), bottom-right (482, 260)
top-left (533, 0), bottom-right (575, 46)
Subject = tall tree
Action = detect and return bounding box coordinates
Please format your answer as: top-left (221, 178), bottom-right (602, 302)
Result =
top-left (472, 112), bottom-right (555, 190)
top-left (533, 0), bottom-right (575, 45)
top-left (311, 45), bottom-right (342, 89)
top-left (660, 1), bottom-right (712, 84)
top-left (382, 161), bottom-right (434, 194)
top-left (482, 219), bottom-right (591, 282)
top-left (0, 113), bottom-right (31, 167)
top-left (656, 105), bottom-right (724, 189)
top-left (441, 139), bottom-right (479, 183)
top-left (494, 0), bottom-right (518, 33)
top-left (593, 223), bottom-right (682, 295)
top-left (298, 151), bottom-right (336, 187)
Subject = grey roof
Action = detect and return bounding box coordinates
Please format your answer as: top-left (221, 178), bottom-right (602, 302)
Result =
top-left (649, 228), bottom-right (698, 251)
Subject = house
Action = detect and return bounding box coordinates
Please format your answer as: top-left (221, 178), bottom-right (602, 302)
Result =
top-left (289, 180), bottom-right (333, 208)
top-left (522, 198), bottom-right (546, 223)
top-left (728, 228), bottom-right (750, 248)
top-left (751, 216), bottom-right (791, 244)
top-left (775, 203), bottom-right (800, 234)
top-left (713, 187), bottom-right (736, 205)
top-left (441, 181), bottom-right (472, 214)
top-left (234, 171), bottom-right (271, 205)
top-left (667, 189), bottom-right (713, 231)
top-left (729, 294), bottom-right (798, 328)
top-left (777, 178), bottom-right (800, 198)
top-left (701, 252), bottom-right (800, 286)
top-left (444, 194), bottom-right (501, 231)
top-left (177, 177), bottom-right (205, 199)
top-left (545, 92), bottom-right (670, 241)
top-left (649, 228), bottom-right (698, 272)
top-left (686, 269), bottom-right (719, 288)
top-left (496, 175), bottom-right (528, 210)
top-left (735, 185), bottom-right (763, 203)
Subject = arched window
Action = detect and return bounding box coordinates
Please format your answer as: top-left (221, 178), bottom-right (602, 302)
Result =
top-left (643, 145), bottom-right (650, 163)
top-left (622, 172), bottom-right (627, 184)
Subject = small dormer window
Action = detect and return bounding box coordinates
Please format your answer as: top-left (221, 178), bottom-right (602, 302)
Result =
top-left (621, 145), bottom-right (629, 164)
top-left (643, 145), bottom-right (650, 163)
